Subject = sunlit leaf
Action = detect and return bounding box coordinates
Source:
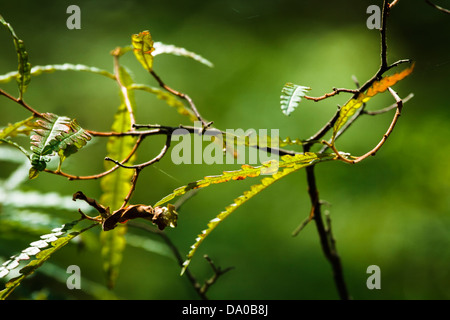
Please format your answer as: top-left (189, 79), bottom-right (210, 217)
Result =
top-left (132, 30), bottom-right (155, 72)
top-left (153, 42), bottom-right (214, 68)
top-left (99, 65), bottom-right (137, 289)
top-left (0, 63), bottom-right (115, 83)
top-left (332, 62), bottom-right (415, 141)
top-left (0, 115), bottom-right (36, 140)
top-left (280, 83), bottom-right (310, 116)
top-left (28, 113), bottom-right (91, 179)
top-left (180, 152), bottom-right (335, 274)
top-left (0, 220), bottom-right (98, 300)
top-left (155, 152), bottom-right (334, 208)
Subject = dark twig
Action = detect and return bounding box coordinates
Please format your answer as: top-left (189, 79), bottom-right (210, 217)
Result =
top-left (127, 222), bottom-right (206, 299)
top-left (127, 222), bottom-right (232, 300)
top-left (200, 255), bottom-right (234, 297)
top-left (303, 162), bottom-right (350, 300)
top-left (323, 87), bottom-right (404, 164)
top-left (150, 69), bottom-right (211, 130)
top-left (425, 0), bottom-right (450, 14)
top-left (44, 136), bottom-right (144, 180)
top-left (363, 92), bottom-right (413, 115)
top-left (299, 0), bottom-right (411, 300)
top-left (105, 133), bottom-right (171, 170)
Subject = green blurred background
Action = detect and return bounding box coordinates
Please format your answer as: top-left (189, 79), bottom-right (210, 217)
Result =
top-left (0, 0), bottom-right (449, 299)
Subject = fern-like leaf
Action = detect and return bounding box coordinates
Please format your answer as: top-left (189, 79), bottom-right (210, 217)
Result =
top-left (0, 219), bottom-right (98, 299)
top-left (280, 83), bottom-right (310, 116)
top-left (153, 42), bottom-right (214, 68)
top-left (28, 113), bottom-right (91, 179)
top-left (180, 152), bottom-right (334, 274)
top-left (0, 63), bottom-right (116, 83)
top-left (0, 115), bottom-right (36, 140)
top-left (155, 152), bottom-right (333, 208)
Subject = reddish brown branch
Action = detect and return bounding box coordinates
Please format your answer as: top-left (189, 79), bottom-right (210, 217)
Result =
top-left (304, 88), bottom-right (359, 102)
top-left (323, 87), bottom-right (404, 164)
top-left (0, 88), bottom-right (42, 117)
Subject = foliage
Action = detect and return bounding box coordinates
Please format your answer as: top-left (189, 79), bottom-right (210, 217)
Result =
top-left (0, 1), bottom-right (431, 300)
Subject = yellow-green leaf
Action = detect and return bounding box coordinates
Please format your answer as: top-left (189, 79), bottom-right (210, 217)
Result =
top-left (155, 152), bottom-right (332, 209)
top-left (132, 30), bottom-right (155, 71)
top-left (180, 152), bottom-right (334, 274)
top-left (332, 62), bottom-right (415, 141)
top-left (99, 65), bottom-right (137, 288)
top-left (0, 220), bottom-right (97, 300)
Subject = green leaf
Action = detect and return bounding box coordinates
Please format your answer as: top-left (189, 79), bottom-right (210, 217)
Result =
top-left (153, 42), bottom-right (214, 68)
top-left (0, 115), bottom-right (36, 140)
top-left (0, 220), bottom-right (98, 300)
top-left (332, 62), bottom-right (415, 141)
top-left (0, 15), bottom-right (31, 99)
top-left (0, 63), bottom-right (116, 83)
top-left (99, 65), bottom-right (137, 288)
top-left (28, 113), bottom-right (91, 178)
top-left (155, 152), bottom-right (334, 208)
top-left (180, 152), bottom-right (334, 274)
top-left (280, 83), bottom-right (310, 116)
top-left (132, 30), bottom-right (155, 72)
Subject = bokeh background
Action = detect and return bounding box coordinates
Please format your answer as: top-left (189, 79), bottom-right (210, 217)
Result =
top-left (0, 0), bottom-right (449, 299)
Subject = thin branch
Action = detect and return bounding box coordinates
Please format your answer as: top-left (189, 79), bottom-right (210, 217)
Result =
top-left (127, 222), bottom-right (231, 300)
top-left (380, 0), bottom-right (390, 71)
top-left (120, 167), bottom-right (142, 209)
top-left (363, 92), bottom-right (413, 115)
top-left (305, 106), bottom-right (341, 145)
top-left (199, 255), bottom-right (234, 296)
top-left (304, 88), bottom-right (359, 102)
top-left (0, 88), bottom-right (43, 117)
top-left (389, 0), bottom-right (400, 8)
top-left (299, 0), bottom-right (411, 300)
top-left (291, 214), bottom-right (311, 237)
top-left (303, 162), bottom-right (350, 300)
top-left (323, 87), bottom-right (404, 164)
top-left (150, 69), bottom-right (211, 130)
top-left (89, 123), bottom-right (299, 157)
top-left (105, 133), bottom-right (171, 170)
top-left (425, 0), bottom-right (450, 14)
top-left (44, 136), bottom-right (143, 180)
top-left (127, 221), bottom-right (207, 299)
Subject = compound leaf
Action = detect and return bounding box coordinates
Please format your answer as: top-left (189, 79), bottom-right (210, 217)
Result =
top-left (155, 152), bottom-right (334, 208)
top-left (28, 113), bottom-right (91, 179)
top-left (153, 42), bottom-right (213, 68)
top-left (280, 83), bottom-right (310, 116)
top-left (180, 152), bottom-right (334, 274)
top-left (332, 62), bottom-right (415, 141)
top-left (0, 63), bottom-right (115, 83)
top-left (0, 220), bottom-right (98, 300)
top-left (99, 65), bottom-right (137, 289)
